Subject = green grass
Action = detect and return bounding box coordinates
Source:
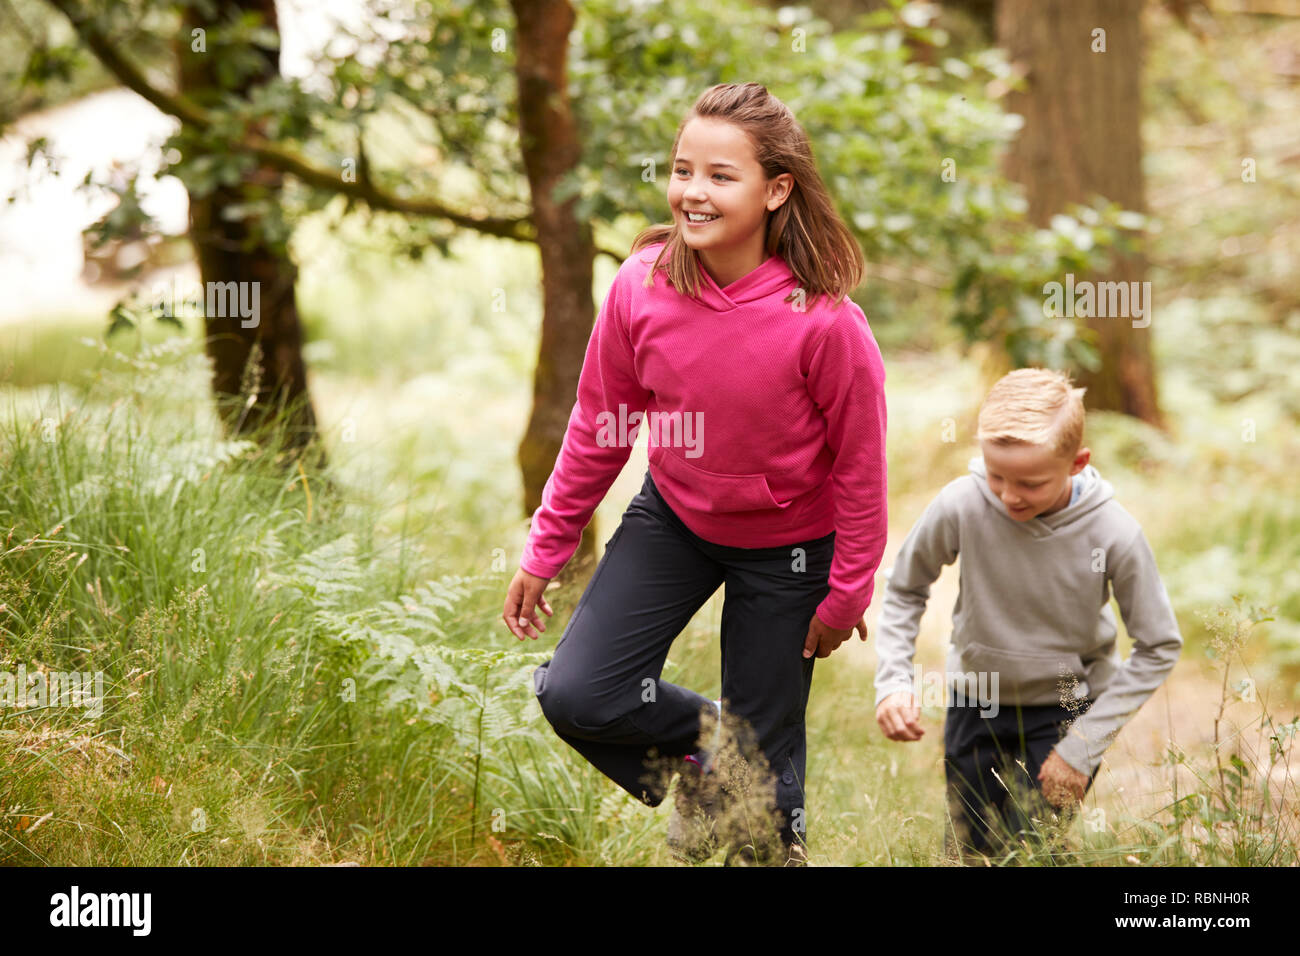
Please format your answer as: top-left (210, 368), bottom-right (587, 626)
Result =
top-left (0, 314), bottom-right (189, 389)
top-left (2, 212), bottom-right (1298, 866)
top-left (0, 331), bottom-right (618, 865)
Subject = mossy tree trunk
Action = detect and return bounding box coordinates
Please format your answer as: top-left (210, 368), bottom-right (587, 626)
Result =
top-left (509, 0), bottom-right (599, 578)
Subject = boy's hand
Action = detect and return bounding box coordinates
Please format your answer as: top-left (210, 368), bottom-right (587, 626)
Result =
top-left (876, 691), bottom-right (925, 741)
top-left (1037, 750), bottom-right (1089, 808)
top-left (503, 568), bottom-right (554, 640)
top-left (802, 612), bottom-right (868, 660)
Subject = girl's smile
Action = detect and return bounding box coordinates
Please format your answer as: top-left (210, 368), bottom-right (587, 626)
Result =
top-left (684, 211), bottom-right (721, 225)
top-left (667, 116), bottom-right (792, 288)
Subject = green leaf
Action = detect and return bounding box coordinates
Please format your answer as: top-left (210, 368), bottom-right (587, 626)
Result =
top-left (107, 303), bottom-right (136, 337)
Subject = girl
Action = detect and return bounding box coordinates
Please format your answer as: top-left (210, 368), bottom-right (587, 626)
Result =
top-left (502, 82), bottom-right (888, 865)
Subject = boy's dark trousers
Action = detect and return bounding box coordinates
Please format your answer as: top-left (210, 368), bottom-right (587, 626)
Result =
top-left (532, 468), bottom-right (836, 852)
top-left (942, 690), bottom-right (1101, 858)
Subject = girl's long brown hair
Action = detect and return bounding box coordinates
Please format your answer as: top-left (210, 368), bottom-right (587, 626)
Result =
top-left (632, 82), bottom-right (865, 310)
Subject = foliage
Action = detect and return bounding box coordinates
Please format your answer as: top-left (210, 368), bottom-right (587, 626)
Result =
top-left (8, 0), bottom-right (1136, 366)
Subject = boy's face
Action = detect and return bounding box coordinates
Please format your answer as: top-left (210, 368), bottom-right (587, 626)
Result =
top-left (980, 440), bottom-right (1090, 522)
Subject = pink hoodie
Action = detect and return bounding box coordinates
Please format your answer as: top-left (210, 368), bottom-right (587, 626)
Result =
top-left (519, 241), bottom-right (888, 630)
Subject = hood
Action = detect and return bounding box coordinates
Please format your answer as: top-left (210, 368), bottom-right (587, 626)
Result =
top-left (639, 241), bottom-right (796, 312)
top-left (968, 455), bottom-right (1113, 537)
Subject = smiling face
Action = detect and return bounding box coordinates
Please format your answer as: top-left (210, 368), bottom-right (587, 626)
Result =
top-left (980, 440), bottom-right (1090, 521)
top-left (667, 116), bottom-right (791, 278)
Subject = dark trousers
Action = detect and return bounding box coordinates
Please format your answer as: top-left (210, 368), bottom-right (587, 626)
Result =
top-left (532, 468), bottom-right (836, 850)
top-left (943, 691), bottom-right (1100, 857)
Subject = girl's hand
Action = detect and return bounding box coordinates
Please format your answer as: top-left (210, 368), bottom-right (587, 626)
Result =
top-left (876, 691), bottom-right (924, 741)
top-left (503, 568), bottom-right (554, 640)
top-left (801, 611), bottom-right (868, 660)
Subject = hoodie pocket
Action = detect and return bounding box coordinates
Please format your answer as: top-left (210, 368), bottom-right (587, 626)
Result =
top-left (649, 444), bottom-right (783, 513)
top-left (957, 639), bottom-right (1086, 703)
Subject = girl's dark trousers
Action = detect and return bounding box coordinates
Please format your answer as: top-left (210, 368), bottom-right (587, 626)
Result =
top-left (532, 468), bottom-right (836, 851)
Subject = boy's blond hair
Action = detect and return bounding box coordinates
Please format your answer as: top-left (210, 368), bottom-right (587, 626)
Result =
top-left (976, 368), bottom-right (1087, 461)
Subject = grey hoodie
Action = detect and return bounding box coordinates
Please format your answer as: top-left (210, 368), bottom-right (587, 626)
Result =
top-left (873, 455), bottom-right (1183, 775)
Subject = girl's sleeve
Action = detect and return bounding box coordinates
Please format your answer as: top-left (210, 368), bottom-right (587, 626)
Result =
top-left (805, 301), bottom-right (889, 630)
top-left (519, 266), bottom-right (651, 579)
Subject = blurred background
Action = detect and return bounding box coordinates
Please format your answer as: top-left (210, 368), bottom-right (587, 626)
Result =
top-left (1, 0), bottom-right (1297, 866)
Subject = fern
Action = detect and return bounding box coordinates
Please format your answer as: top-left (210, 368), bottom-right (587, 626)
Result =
top-left (138, 438), bottom-right (258, 500)
top-left (259, 529), bottom-right (565, 831)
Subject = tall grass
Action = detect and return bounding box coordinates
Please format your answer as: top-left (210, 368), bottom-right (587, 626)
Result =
top-left (928, 599), bottom-right (1300, 867)
top-left (2, 304), bottom-right (1297, 865)
top-left (0, 331), bottom-right (654, 865)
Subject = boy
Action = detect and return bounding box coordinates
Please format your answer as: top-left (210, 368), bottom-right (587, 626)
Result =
top-left (873, 368), bottom-right (1183, 858)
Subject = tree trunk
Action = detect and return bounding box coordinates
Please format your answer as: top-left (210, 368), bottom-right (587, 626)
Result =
top-left (509, 0), bottom-right (599, 581)
top-left (178, 0), bottom-right (323, 461)
top-left (996, 0), bottom-right (1163, 427)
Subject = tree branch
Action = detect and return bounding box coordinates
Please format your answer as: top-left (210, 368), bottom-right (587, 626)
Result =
top-left (43, 0), bottom-right (536, 242)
